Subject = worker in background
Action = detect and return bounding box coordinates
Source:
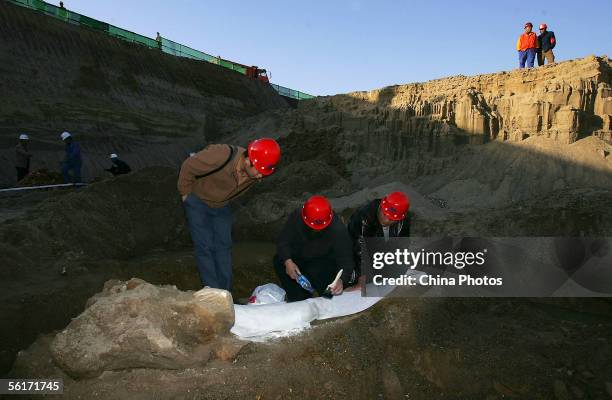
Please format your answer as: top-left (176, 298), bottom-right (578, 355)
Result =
top-left (537, 23), bottom-right (556, 66)
top-left (15, 134), bottom-right (32, 182)
top-left (155, 32), bottom-right (162, 50)
top-left (516, 22), bottom-right (539, 69)
top-left (178, 138), bottom-right (281, 290)
top-left (105, 153), bottom-right (131, 176)
top-left (60, 131), bottom-right (82, 183)
top-left (345, 191), bottom-right (411, 292)
top-left (274, 195), bottom-right (355, 302)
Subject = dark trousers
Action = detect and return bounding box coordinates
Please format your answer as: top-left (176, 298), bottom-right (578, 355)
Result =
top-left (273, 255), bottom-right (341, 302)
top-left (183, 193), bottom-right (233, 290)
top-left (16, 167), bottom-right (29, 182)
top-left (61, 161), bottom-right (82, 183)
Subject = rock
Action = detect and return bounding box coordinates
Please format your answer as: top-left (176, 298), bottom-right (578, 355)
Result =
top-left (50, 279), bottom-right (235, 378)
top-left (9, 334), bottom-right (69, 380)
top-left (304, 56), bottom-right (612, 146)
top-left (553, 380), bottom-right (570, 400)
top-left (126, 279), bottom-right (144, 290)
top-left (213, 337), bottom-right (246, 362)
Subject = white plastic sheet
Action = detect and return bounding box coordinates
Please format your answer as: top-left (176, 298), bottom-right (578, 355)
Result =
top-left (231, 299), bottom-right (317, 339)
top-left (247, 283), bottom-right (286, 305)
top-left (230, 270), bottom-right (425, 341)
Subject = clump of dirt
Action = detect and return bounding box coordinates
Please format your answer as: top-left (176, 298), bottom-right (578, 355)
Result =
top-left (0, 166), bottom-right (187, 280)
top-left (16, 169), bottom-right (64, 186)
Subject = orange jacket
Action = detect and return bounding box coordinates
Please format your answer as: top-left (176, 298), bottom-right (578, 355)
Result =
top-left (516, 32), bottom-right (539, 51)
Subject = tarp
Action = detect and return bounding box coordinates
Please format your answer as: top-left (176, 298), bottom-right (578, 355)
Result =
top-left (231, 270), bottom-right (425, 341)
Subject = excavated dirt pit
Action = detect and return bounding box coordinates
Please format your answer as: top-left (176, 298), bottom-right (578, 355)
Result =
top-left (2, 184), bottom-right (611, 399)
top-left (1, 5), bottom-right (611, 395)
top-left (1, 132), bottom-right (611, 399)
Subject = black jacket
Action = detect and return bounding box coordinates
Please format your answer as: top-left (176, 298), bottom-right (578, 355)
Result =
top-left (106, 159), bottom-right (131, 176)
top-left (538, 31), bottom-right (556, 52)
top-left (277, 208), bottom-right (355, 284)
top-left (347, 199), bottom-right (411, 277)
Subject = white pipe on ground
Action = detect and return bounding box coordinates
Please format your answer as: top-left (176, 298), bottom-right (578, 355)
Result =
top-left (0, 183), bottom-right (87, 193)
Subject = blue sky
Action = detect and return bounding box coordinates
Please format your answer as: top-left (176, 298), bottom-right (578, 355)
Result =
top-left (64, 0), bottom-right (611, 96)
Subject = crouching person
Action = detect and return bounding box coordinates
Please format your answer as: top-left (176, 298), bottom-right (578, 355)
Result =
top-left (346, 191), bottom-right (411, 291)
top-left (273, 195), bottom-right (355, 302)
top-left (105, 153), bottom-right (131, 176)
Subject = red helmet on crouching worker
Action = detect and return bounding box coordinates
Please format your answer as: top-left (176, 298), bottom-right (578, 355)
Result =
top-left (381, 191), bottom-right (410, 221)
top-left (247, 138), bottom-right (281, 176)
top-left (302, 195), bottom-right (333, 231)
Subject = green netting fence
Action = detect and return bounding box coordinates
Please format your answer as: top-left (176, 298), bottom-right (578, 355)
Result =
top-left (6, 0), bottom-right (315, 100)
top-left (159, 38), bottom-right (248, 75)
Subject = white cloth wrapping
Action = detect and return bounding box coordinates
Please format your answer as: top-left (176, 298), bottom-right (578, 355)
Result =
top-left (230, 270), bottom-right (424, 340)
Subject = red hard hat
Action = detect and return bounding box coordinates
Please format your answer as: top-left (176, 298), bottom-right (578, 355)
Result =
top-left (524, 22), bottom-right (533, 28)
top-left (302, 195), bottom-right (333, 230)
top-left (380, 191), bottom-right (410, 221)
top-left (247, 138), bottom-right (281, 176)
top-left (539, 23), bottom-right (547, 30)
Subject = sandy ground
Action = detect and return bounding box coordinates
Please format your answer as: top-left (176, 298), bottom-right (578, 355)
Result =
top-left (1, 243), bottom-right (610, 399)
top-left (8, 294), bottom-right (612, 399)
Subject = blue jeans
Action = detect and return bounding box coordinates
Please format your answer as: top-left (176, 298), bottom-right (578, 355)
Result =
top-left (519, 49), bottom-right (536, 68)
top-left (61, 160), bottom-right (82, 183)
top-left (183, 193), bottom-right (233, 290)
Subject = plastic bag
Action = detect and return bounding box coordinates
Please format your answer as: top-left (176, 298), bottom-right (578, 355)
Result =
top-left (247, 283), bottom-right (286, 305)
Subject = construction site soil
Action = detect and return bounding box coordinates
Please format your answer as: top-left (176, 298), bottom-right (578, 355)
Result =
top-left (1, 1), bottom-right (612, 398)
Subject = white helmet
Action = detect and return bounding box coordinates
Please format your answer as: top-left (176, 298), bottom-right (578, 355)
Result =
top-left (60, 131), bottom-right (72, 141)
top-left (19, 134), bottom-right (29, 140)
top-left (189, 152), bottom-right (196, 157)
top-left (110, 153), bottom-right (118, 159)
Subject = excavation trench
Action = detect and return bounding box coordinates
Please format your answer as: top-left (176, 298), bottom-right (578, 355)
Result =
top-left (1, 172), bottom-right (612, 400)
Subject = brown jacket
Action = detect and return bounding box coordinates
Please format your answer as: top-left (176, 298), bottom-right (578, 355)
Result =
top-left (15, 143), bottom-right (32, 169)
top-left (177, 144), bottom-right (256, 208)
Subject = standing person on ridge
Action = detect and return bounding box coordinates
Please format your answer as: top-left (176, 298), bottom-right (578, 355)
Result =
top-left (177, 138), bottom-right (281, 291)
top-left (516, 22), bottom-right (539, 69)
top-left (537, 23), bottom-right (556, 66)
